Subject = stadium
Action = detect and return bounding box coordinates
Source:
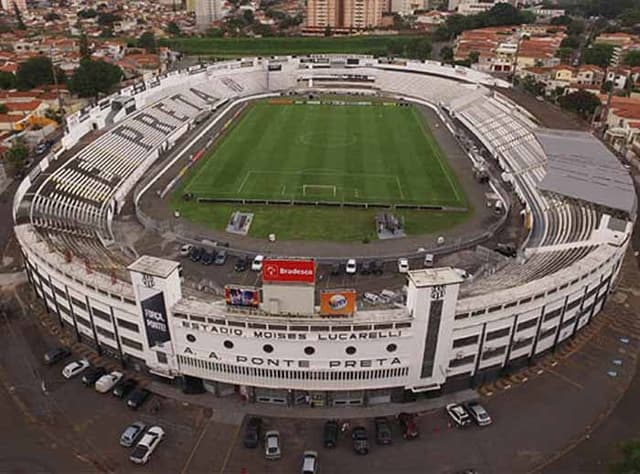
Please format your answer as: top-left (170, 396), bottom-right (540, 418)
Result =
top-left (12, 55), bottom-right (636, 406)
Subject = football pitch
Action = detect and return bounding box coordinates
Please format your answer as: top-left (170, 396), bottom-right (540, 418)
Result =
top-left (180, 101), bottom-right (466, 207)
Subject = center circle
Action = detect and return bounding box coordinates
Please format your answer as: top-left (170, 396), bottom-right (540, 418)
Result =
top-left (298, 131), bottom-right (357, 148)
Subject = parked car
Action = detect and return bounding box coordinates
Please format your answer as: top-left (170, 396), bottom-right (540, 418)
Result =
top-left (252, 255), bottom-right (264, 272)
top-left (43, 346), bottom-right (71, 366)
top-left (446, 403), bottom-right (472, 428)
top-left (301, 450), bottom-right (318, 474)
top-left (62, 359), bottom-right (90, 379)
top-left (127, 388), bottom-right (151, 410)
top-left (397, 412), bottom-right (419, 440)
top-left (95, 371), bottom-right (124, 394)
top-left (244, 417), bottom-right (262, 448)
top-left (323, 420), bottom-right (339, 448)
top-left (35, 141), bottom-right (52, 155)
top-left (329, 263), bottom-right (341, 276)
top-left (374, 417), bottom-right (393, 445)
top-left (397, 258), bottom-right (410, 273)
top-left (200, 250), bottom-right (215, 265)
top-left (496, 243), bottom-right (517, 258)
top-left (189, 246), bottom-right (204, 262)
top-left (360, 261), bottom-right (372, 275)
top-left (465, 401), bottom-right (492, 427)
top-left (129, 425), bottom-right (164, 465)
top-left (113, 378), bottom-right (138, 398)
top-left (352, 426), bottom-right (369, 455)
top-left (214, 250), bottom-right (227, 265)
top-left (179, 244), bottom-right (193, 257)
top-left (120, 421), bottom-right (147, 447)
top-left (81, 366), bottom-right (107, 387)
top-left (264, 430), bottom-right (281, 460)
top-left (424, 253), bottom-right (435, 268)
top-left (371, 260), bottom-right (384, 275)
top-left (234, 257), bottom-right (248, 272)
top-left (345, 259), bottom-right (357, 275)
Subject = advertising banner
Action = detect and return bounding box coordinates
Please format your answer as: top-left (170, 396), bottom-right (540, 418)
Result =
top-left (320, 289), bottom-right (357, 316)
top-left (141, 291), bottom-right (170, 349)
top-left (224, 286), bottom-right (260, 308)
top-left (262, 259), bottom-right (315, 284)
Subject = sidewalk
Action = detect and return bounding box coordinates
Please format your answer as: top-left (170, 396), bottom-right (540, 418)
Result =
top-left (149, 381), bottom-right (478, 424)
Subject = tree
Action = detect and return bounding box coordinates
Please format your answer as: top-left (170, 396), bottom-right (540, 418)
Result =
top-left (558, 89), bottom-right (601, 119)
top-left (560, 36), bottom-right (580, 49)
top-left (137, 32), bottom-right (157, 53)
top-left (324, 25), bottom-right (331, 37)
top-left (242, 9), bottom-right (255, 25)
top-left (166, 21), bottom-right (180, 36)
top-left (583, 43), bottom-right (614, 68)
top-left (550, 15), bottom-right (572, 26)
top-left (611, 439), bottom-right (640, 474)
top-left (16, 56), bottom-right (65, 90)
top-left (0, 103), bottom-right (7, 114)
top-left (13, 2), bottom-right (25, 30)
top-left (206, 27), bottom-right (224, 37)
top-left (440, 46), bottom-right (454, 63)
top-left (521, 75), bottom-right (545, 96)
top-left (69, 59), bottom-right (123, 98)
top-left (5, 139), bottom-right (28, 174)
top-left (78, 8), bottom-right (97, 18)
top-left (44, 12), bottom-right (60, 21)
top-left (79, 33), bottom-right (90, 60)
top-left (566, 19), bottom-right (585, 37)
top-left (618, 8), bottom-right (640, 27)
top-left (623, 50), bottom-right (640, 67)
top-left (468, 51), bottom-right (480, 64)
top-left (97, 12), bottom-right (120, 25)
top-left (0, 71), bottom-right (16, 89)
top-left (556, 47), bottom-right (573, 63)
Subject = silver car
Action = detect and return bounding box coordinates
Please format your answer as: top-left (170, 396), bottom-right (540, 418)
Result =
top-left (465, 401), bottom-right (492, 427)
top-left (265, 430), bottom-right (281, 460)
top-left (120, 421), bottom-right (147, 447)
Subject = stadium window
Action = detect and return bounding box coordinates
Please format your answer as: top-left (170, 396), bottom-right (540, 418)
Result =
top-left (539, 327), bottom-right (556, 340)
top-left (471, 309), bottom-right (486, 316)
top-left (517, 318), bottom-right (537, 332)
top-left (395, 322), bottom-right (411, 329)
top-left (190, 315), bottom-right (205, 322)
top-left (454, 313), bottom-right (469, 320)
top-left (223, 340), bottom-right (234, 349)
top-left (452, 335), bottom-right (479, 348)
top-left (488, 305), bottom-right (502, 313)
top-left (228, 321), bottom-right (246, 328)
top-left (290, 325), bottom-right (308, 331)
top-left (519, 297), bottom-right (532, 304)
top-left (269, 324), bottom-right (287, 331)
top-left (96, 326), bottom-right (114, 340)
top-left (345, 346), bottom-right (356, 355)
top-left (91, 307), bottom-right (111, 322)
top-left (504, 302), bottom-right (517, 309)
top-left (353, 325), bottom-right (371, 331)
top-left (543, 308), bottom-right (562, 322)
top-left (486, 327), bottom-right (510, 341)
top-left (512, 337), bottom-right (533, 351)
top-left (374, 324), bottom-right (393, 330)
top-left (450, 355), bottom-right (475, 368)
top-left (310, 326), bottom-right (329, 331)
top-left (121, 337), bottom-right (143, 351)
top-left (304, 346), bottom-right (315, 356)
top-left (481, 346), bottom-right (506, 360)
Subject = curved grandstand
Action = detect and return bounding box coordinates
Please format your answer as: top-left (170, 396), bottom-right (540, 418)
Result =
top-left (13, 56), bottom-right (636, 404)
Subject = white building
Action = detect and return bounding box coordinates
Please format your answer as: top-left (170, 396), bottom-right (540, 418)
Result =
top-left (196, 0), bottom-right (226, 31)
top-left (448, 0), bottom-right (516, 15)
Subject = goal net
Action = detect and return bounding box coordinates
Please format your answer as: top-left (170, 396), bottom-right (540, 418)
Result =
top-left (302, 184), bottom-right (337, 198)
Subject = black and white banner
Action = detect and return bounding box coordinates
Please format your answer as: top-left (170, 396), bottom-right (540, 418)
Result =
top-left (141, 291), bottom-right (171, 349)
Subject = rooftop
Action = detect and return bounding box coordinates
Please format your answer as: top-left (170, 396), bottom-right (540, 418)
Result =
top-left (128, 255), bottom-right (181, 279)
top-left (536, 128), bottom-right (636, 215)
top-left (407, 267), bottom-right (464, 288)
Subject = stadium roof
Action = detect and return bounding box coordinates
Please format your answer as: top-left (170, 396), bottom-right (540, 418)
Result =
top-left (535, 129), bottom-right (636, 215)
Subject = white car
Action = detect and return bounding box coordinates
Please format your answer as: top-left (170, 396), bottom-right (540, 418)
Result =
top-left (62, 359), bottom-right (90, 379)
top-left (129, 425), bottom-right (165, 465)
top-left (397, 258), bottom-right (409, 273)
top-left (445, 403), bottom-right (472, 428)
top-left (301, 450), bottom-right (318, 474)
top-left (179, 244), bottom-right (193, 257)
top-left (265, 430), bottom-right (281, 460)
top-left (345, 259), bottom-right (357, 274)
top-left (95, 371), bottom-right (124, 394)
top-left (252, 255), bottom-right (264, 272)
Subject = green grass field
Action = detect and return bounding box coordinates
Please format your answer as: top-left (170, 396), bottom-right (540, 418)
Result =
top-left (171, 101), bottom-right (470, 241)
top-left (181, 102), bottom-right (465, 206)
top-left (160, 36), bottom-right (416, 57)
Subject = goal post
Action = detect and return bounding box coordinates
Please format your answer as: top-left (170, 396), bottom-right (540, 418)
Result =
top-left (302, 184), bottom-right (337, 197)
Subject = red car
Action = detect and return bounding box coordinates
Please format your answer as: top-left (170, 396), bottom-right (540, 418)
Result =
top-left (398, 412), bottom-right (419, 440)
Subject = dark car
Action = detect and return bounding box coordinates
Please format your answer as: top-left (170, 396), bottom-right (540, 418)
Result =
top-left (374, 417), bottom-right (392, 445)
top-left (360, 261), bottom-right (372, 275)
top-left (323, 420), bottom-right (339, 448)
top-left (113, 378), bottom-right (138, 399)
top-left (214, 250), bottom-right (227, 265)
top-left (189, 246), bottom-right (204, 262)
top-left (398, 412), bottom-right (419, 440)
top-left (329, 263), bottom-right (341, 276)
top-left (81, 366), bottom-right (107, 387)
top-left (201, 250), bottom-right (215, 265)
top-left (371, 260), bottom-right (384, 275)
top-left (352, 426), bottom-right (369, 455)
top-left (126, 388), bottom-right (151, 410)
top-left (234, 258), bottom-right (248, 272)
top-left (244, 417), bottom-right (262, 448)
top-left (496, 243), bottom-right (517, 258)
top-left (43, 346), bottom-right (71, 365)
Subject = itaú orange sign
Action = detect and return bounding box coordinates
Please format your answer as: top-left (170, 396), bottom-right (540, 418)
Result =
top-left (262, 259), bottom-right (315, 283)
top-left (320, 290), bottom-right (356, 316)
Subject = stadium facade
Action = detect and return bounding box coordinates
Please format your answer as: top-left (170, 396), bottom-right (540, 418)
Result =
top-left (13, 56), bottom-right (635, 406)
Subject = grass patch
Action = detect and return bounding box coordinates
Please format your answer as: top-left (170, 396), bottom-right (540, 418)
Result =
top-left (161, 35), bottom-right (418, 57)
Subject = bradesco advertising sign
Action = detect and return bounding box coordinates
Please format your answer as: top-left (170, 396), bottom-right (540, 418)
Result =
top-left (320, 289), bottom-right (357, 316)
top-left (262, 259), bottom-right (315, 284)
top-left (224, 286), bottom-right (260, 308)
top-left (141, 291), bottom-right (171, 349)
